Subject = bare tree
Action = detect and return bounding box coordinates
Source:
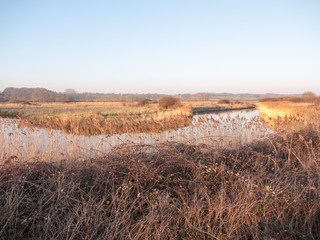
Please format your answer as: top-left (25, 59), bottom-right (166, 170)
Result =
top-left (64, 89), bottom-right (77, 94)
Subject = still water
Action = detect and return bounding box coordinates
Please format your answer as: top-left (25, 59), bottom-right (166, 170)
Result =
top-left (0, 110), bottom-right (271, 163)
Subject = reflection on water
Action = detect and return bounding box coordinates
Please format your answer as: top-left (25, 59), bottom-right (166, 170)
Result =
top-left (0, 110), bottom-right (271, 163)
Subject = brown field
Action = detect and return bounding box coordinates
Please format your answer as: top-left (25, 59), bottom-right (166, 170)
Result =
top-left (0, 101), bottom-right (320, 239)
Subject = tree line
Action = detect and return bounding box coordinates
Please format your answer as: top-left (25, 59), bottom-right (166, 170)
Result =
top-left (0, 87), bottom-right (305, 103)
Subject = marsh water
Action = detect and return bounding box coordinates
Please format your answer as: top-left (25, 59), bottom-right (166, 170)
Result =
top-left (0, 110), bottom-right (271, 163)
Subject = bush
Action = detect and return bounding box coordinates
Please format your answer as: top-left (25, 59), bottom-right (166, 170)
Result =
top-left (302, 91), bottom-right (316, 101)
top-left (137, 99), bottom-right (149, 107)
top-left (158, 96), bottom-right (181, 109)
top-left (217, 99), bottom-right (230, 104)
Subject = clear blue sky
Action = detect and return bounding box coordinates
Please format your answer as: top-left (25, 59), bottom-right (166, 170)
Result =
top-left (1, 0), bottom-right (319, 94)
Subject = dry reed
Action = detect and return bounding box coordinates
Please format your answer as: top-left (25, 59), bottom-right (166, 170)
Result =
top-left (0, 104), bottom-right (320, 239)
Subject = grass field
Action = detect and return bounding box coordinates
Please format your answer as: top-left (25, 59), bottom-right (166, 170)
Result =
top-left (0, 101), bottom-right (319, 239)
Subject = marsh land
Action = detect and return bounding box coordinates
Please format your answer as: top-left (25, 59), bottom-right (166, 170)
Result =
top-left (0, 99), bottom-right (320, 239)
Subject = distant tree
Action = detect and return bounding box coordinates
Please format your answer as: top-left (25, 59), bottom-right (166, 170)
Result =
top-left (302, 91), bottom-right (316, 98)
top-left (302, 91), bottom-right (316, 102)
top-left (158, 96), bottom-right (181, 109)
top-left (64, 88), bottom-right (77, 94)
top-left (3, 87), bottom-right (57, 102)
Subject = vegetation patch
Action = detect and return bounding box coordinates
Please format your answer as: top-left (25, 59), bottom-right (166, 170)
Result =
top-left (1, 124), bottom-right (320, 239)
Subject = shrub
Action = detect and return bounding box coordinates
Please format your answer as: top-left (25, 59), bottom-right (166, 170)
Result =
top-left (137, 99), bottom-right (149, 107)
top-left (302, 92), bottom-right (317, 103)
top-left (217, 99), bottom-right (230, 104)
top-left (158, 96), bottom-right (181, 109)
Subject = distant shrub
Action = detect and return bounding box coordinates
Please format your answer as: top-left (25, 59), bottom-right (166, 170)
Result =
top-left (302, 91), bottom-right (316, 99)
top-left (137, 99), bottom-right (149, 107)
top-left (217, 99), bottom-right (230, 104)
top-left (158, 96), bottom-right (181, 109)
top-left (302, 91), bottom-right (317, 103)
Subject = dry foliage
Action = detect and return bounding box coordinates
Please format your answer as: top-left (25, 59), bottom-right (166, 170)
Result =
top-left (1, 127), bottom-right (320, 239)
top-left (20, 113), bottom-right (192, 136)
top-left (217, 99), bottom-right (231, 104)
top-left (158, 96), bottom-right (181, 109)
top-left (137, 99), bottom-right (150, 107)
top-left (0, 103), bottom-right (320, 239)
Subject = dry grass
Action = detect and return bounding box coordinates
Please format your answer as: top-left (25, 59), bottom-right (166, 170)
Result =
top-left (0, 101), bottom-right (252, 135)
top-left (0, 101), bottom-right (193, 135)
top-left (0, 110), bottom-right (267, 163)
top-left (256, 102), bottom-right (312, 119)
top-left (20, 112), bottom-right (192, 136)
top-left (1, 103), bottom-right (320, 239)
top-left (1, 128), bottom-right (320, 239)
top-left (0, 101), bottom-right (161, 117)
top-left (256, 101), bottom-right (320, 132)
top-left (0, 101), bottom-right (248, 118)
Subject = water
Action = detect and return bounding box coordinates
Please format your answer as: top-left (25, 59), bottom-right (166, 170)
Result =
top-left (0, 110), bottom-right (271, 163)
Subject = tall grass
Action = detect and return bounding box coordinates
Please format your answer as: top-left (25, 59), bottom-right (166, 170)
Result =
top-left (257, 102), bottom-right (320, 132)
top-left (0, 111), bottom-right (267, 163)
top-left (0, 105), bottom-right (320, 239)
top-left (1, 129), bottom-right (320, 239)
top-left (20, 112), bottom-right (193, 136)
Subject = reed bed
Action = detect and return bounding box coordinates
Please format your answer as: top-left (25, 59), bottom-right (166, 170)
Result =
top-left (0, 102), bottom-right (194, 135)
top-left (257, 102), bottom-right (320, 132)
top-left (0, 111), bottom-right (268, 163)
top-left (20, 112), bottom-right (193, 136)
top-left (0, 101), bottom-right (193, 119)
top-left (0, 101), bottom-right (251, 136)
top-left (0, 126), bottom-right (320, 239)
top-left (0, 106), bottom-right (320, 239)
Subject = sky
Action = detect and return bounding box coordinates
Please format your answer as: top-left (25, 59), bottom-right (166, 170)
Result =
top-left (0, 0), bottom-right (320, 94)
